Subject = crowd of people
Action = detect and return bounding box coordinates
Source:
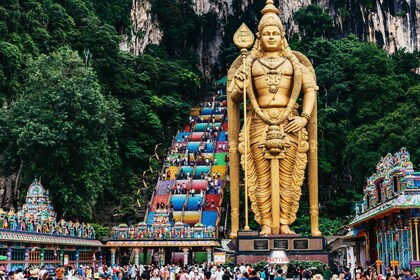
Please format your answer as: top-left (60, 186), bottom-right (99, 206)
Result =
top-left (1, 261), bottom-right (420, 280)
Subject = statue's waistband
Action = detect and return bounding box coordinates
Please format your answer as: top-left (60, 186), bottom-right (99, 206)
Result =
top-left (251, 107), bottom-right (298, 121)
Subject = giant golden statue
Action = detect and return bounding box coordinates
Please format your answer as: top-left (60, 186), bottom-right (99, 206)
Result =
top-left (227, 0), bottom-right (322, 236)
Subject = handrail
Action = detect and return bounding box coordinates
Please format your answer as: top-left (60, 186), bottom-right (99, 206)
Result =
top-left (181, 192), bottom-right (189, 222)
top-left (198, 203), bottom-right (204, 224)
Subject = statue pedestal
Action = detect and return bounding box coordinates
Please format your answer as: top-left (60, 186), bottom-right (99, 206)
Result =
top-left (234, 230), bottom-right (330, 265)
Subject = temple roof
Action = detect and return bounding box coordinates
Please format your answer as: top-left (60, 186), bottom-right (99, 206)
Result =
top-left (0, 229), bottom-right (102, 246)
top-left (105, 240), bottom-right (220, 247)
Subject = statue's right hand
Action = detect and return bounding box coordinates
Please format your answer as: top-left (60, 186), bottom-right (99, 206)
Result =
top-left (234, 70), bottom-right (249, 91)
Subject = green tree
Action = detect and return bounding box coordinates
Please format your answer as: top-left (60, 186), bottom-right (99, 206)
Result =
top-left (294, 5), bottom-right (335, 39)
top-left (0, 48), bottom-right (122, 220)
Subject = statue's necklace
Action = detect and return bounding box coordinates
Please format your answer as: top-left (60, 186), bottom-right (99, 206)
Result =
top-left (257, 57), bottom-right (286, 94)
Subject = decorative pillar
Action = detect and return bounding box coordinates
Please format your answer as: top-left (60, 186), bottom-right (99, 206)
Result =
top-left (24, 246), bottom-right (30, 268)
top-left (60, 249), bottom-right (64, 265)
top-left (6, 245), bottom-right (12, 273)
top-left (75, 249), bottom-right (79, 267)
top-left (227, 98), bottom-right (240, 239)
top-left (390, 260), bottom-right (399, 275)
top-left (414, 219), bottom-right (419, 261)
top-left (206, 248), bottom-right (212, 264)
top-left (375, 260), bottom-right (382, 275)
top-left (92, 252), bottom-right (96, 273)
top-left (409, 220), bottom-right (414, 261)
top-left (40, 247), bottom-right (45, 267)
top-left (110, 249), bottom-right (116, 265)
top-left (98, 250), bottom-right (103, 267)
top-left (308, 101), bottom-right (321, 236)
top-left (182, 248), bottom-right (189, 266)
top-left (364, 232), bottom-right (370, 266)
top-left (134, 249), bottom-right (140, 266)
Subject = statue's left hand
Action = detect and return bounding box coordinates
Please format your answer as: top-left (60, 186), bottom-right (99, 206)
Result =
top-left (284, 116), bottom-right (307, 133)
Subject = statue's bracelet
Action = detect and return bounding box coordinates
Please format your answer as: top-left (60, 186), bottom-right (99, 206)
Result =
top-left (301, 112), bottom-right (311, 121)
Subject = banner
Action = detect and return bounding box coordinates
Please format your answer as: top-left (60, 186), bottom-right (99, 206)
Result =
top-left (214, 252), bottom-right (226, 264)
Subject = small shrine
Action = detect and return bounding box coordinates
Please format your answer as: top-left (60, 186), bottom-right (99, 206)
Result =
top-left (0, 179), bottom-right (102, 272)
top-left (350, 148), bottom-right (420, 274)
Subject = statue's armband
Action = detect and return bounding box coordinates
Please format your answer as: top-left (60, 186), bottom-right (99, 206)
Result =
top-left (301, 65), bottom-right (318, 93)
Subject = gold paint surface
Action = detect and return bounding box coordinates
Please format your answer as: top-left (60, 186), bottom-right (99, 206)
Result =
top-left (227, 0), bottom-right (321, 237)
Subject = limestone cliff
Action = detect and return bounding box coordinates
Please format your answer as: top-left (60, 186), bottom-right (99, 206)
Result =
top-left (120, 0), bottom-right (163, 55)
top-left (126, 0), bottom-right (419, 71)
top-left (280, 0), bottom-right (419, 53)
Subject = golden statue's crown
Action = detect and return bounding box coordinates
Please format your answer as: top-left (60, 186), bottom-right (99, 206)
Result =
top-left (258, 0), bottom-right (284, 35)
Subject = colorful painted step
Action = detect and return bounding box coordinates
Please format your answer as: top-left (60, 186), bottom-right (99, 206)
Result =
top-left (170, 194), bottom-right (187, 211)
top-left (213, 153), bottom-right (227, 166)
top-left (201, 211), bottom-right (218, 227)
top-left (183, 211), bottom-right (201, 225)
top-left (186, 195), bottom-right (204, 211)
top-left (203, 194), bottom-right (220, 210)
top-left (151, 194), bottom-right (170, 211)
top-left (146, 212), bottom-right (155, 225)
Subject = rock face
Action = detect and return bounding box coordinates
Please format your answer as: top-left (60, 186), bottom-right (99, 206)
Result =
top-left (280, 0), bottom-right (419, 53)
top-left (120, 0), bottom-right (163, 55)
top-left (127, 0), bottom-right (419, 70)
top-left (192, 0), bottom-right (242, 76)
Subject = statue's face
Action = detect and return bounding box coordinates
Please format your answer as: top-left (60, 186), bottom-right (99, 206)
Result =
top-left (260, 26), bottom-right (282, 52)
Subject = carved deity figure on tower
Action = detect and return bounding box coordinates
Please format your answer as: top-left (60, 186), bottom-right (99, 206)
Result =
top-left (227, 0), bottom-right (321, 236)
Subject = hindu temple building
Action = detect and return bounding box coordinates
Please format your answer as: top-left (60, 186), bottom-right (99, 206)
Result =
top-left (0, 179), bottom-right (102, 272)
top-left (106, 94), bottom-right (227, 265)
top-left (350, 148), bottom-right (420, 274)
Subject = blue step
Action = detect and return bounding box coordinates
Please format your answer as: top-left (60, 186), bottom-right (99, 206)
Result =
top-left (187, 141), bottom-right (201, 152)
top-left (170, 195), bottom-right (187, 211)
top-left (146, 212), bottom-right (155, 225)
top-left (203, 143), bottom-right (214, 153)
top-left (201, 211), bottom-right (218, 227)
top-left (218, 131), bottom-right (227, 141)
top-left (201, 108), bottom-right (214, 115)
top-left (186, 195), bottom-right (203, 211)
top-left (176, 132), bottom-right (190, 142)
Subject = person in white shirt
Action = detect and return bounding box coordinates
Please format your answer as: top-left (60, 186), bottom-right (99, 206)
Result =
top-left (215, 267), bottom-right (224, 280)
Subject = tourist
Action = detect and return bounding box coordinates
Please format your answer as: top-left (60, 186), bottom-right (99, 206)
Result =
top-left (273, 269), bottom-right (284, 280)
top-left (24, 268), bottom-right (31, 280)
top-left (215, 268), bottom-right (224, 280)
top-left (312, 275), bottom-right (323, 280)
top-left (56, 266), bottom-right (65, 280)
top-left (248, 270), bottom-right (259, 280)
top-left (303, 269), bottom-right (312, 280)
top-left (179, 269), bottom-right (188, 280)
top-left (8, 272), bottom-right (16, 280)
top-left (402, 269), bottom-right (414, 280)
top-left (150, 272), bottom-right (160, 280)
top-left (235, 271), bottom-right (242, 280)
top-left (344, 268), bottom-right (351, 280)
top-left (140, 272), bottom-right (149, 280)
top-left (30, 266), bottom-right (39, 280)
top-left (204, 271), bottom-right (212, 280)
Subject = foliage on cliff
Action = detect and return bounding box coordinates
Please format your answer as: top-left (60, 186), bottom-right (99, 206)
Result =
top-left (0, 0), bottom-right (418, 229)
top-left (0, 0), bottom-right (200, 223)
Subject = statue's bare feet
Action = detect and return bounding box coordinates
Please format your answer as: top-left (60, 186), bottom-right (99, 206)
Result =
top-left (311, 229), bottom-right (322, 236)
top-left (260, 225), bottom-right (271, 235)
top-left (280, 224), bottom-right (296, 234)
